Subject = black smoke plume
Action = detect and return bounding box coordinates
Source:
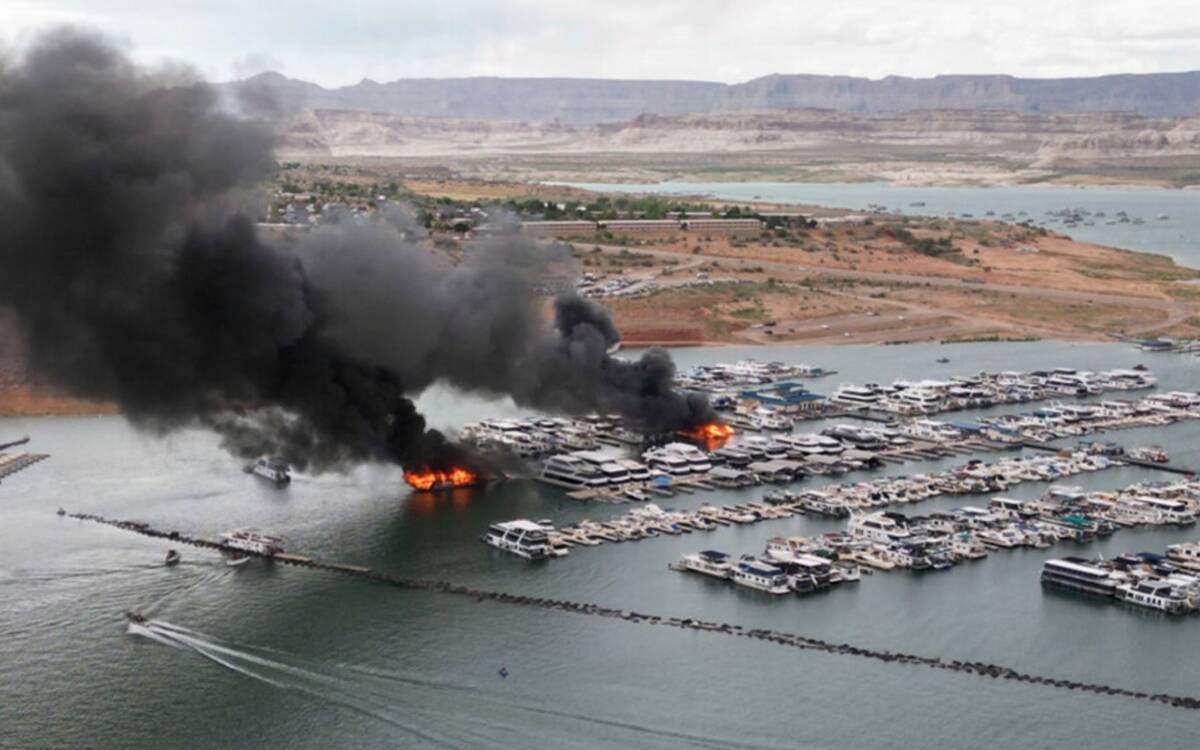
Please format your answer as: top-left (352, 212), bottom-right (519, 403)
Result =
top-left (0, 29), bottom-right (714, 475)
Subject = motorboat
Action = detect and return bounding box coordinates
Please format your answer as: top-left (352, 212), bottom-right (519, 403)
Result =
top-left (1041, 557), bottom-right (1119, 597)
top-left (248, 457), bottom-right (291, 487)
top-left (730, 558), bottom-right (791, 594)
top-left (540, 454), bottom-right (610, 487)
top-left (848, 512), bottom-right (911, 543)
top-left (1116, 579), bottom-right (1195, 614)
top-left (220, 529), bottom-right (285, 555)
top-left (225, 552), bottom-right (252, 567)
top-left (482, 520), bottom-right (551, 560)
top-left (677, 550), bottom-right (734, 579)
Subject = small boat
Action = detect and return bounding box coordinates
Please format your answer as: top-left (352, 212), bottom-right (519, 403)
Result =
top-left (935, 357), bottom-right (950, 364)
top-left (246, 456), bottom-right (291, 487)
top-left (1129, 446), bottom-right (1169, 463)
top-left (220, 528), bottom-right (285, 555)
top-left (125, 611), bottom-right (147, 625)
top-left (832, 564), bottom-right (862, 583)
top-left (225, 552), bottom-right (252, 567)
top-left (164, 549), bottom-right (181, 567)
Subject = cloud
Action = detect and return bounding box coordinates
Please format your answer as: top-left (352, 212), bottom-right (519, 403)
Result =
top-left (3, 0), bottom-right (1200, 85)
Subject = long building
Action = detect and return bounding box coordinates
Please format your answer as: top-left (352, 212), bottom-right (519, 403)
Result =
top-left (521, 220), bottom-right (598, 237)
top-left (681, 218), bottom-right (763, 236)
top-left (521, 218), bottom-right (764, 239)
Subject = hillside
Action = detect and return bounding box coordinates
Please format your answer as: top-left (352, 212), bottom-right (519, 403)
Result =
top-left (226, 70), bottom-right (1200, 124)
top-left (271, 107), bottom-right (1200, 187)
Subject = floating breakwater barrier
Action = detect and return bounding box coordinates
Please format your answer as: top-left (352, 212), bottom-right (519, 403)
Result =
top-left (0, 451), bottom-right (49, 482)
top-left (68, 511), bottom-right (1200, 710)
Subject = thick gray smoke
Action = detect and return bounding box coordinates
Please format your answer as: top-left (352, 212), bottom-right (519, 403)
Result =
top-left (0, 29), bottom-right (713, 475)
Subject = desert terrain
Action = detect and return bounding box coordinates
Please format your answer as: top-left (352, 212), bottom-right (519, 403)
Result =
top-left (5, 166), bottom-right (1199, 416)
top-left (554, 216), bottom-right (1200, 347)
top-left (273, 108), bottom-right (1200, 189)
top-left (0, 313), bottom-right (117, 416)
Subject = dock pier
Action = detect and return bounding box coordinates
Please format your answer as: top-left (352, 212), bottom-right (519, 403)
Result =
top-left (1020, 440), bottom-right (1195, 476)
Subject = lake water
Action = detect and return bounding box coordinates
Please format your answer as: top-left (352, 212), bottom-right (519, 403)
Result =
top-left (564, 181), bottom-right (1200, 267)
top-left (5, 340), bottom-right (1200, 748)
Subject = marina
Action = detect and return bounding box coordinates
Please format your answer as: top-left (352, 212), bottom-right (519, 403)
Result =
top-left (512, 447), bottom-right (1154, 554)
top-left (459, 364), bottom-right (1198, 506)
top-left (674, 359), bottom-right (835, 391)
top-left (60, 510), bottom-right (1200, 711)
top-left (669, 477), bottom-right (1200, 601)
top-left (828, 367), bottom-right (1156, 417)
top-left (479, 383), bottom-right (1200, 526)
top-left (7, 15), bottom-right (1200, 745)
top-left (13, 340), bottom-right (1200, 747)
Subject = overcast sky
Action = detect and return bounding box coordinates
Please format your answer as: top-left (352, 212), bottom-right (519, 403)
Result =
top-left (7, 0), bottom-right (1200, 86)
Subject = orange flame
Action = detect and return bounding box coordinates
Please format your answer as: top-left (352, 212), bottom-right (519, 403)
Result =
top-left (678, 421), bottom-right (735, 441)
top-left (676, 421), bottom-right (735, 449)
top-left (404, 466), bottom-right (478, 491)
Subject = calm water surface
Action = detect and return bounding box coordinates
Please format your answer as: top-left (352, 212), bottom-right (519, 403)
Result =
top-left (565, 181), bottom-right (1200, 266)
top-left (4, 341), bottom-right (1200, 748)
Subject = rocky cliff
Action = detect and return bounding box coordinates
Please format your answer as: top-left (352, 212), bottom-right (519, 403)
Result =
top-left (229, 70), bottom-right (1200, 124)
top-left (274, 107), bottom-right (1200, 161)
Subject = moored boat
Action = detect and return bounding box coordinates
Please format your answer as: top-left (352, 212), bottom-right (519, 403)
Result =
top-left (1040, 557), bottom-right (1119, 597)
top-left (1116, 579), bottom-right (1196, 614)
top-left (676, 550), bottom-right (734, 579)
top-left (730, 558), bottom-right (791, 594)
top-left (482, 520), bottom-right (552, 560)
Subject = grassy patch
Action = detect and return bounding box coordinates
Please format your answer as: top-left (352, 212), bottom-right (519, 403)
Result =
top-left (729, 304), bottom-right (765, 320)
top-left (940, 334), bottom-right (1041, 344)
top-left (1167, 285), bottom-right (1200, 301)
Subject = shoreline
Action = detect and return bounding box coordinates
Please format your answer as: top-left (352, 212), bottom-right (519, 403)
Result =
top-left (551, 177), bottom-right (1200, 192)
top-left (0, 387), bottom-right (118, 419)
top-left (0, 336), bottom-right (1141, 419)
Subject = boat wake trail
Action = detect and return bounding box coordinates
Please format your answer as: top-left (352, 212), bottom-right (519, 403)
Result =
top-left (129, 619), bottom-right (758, 749)
top-left (130, 620), bottom-right (459, 747)
top-left (136, 566), bottom-right (228, 617)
